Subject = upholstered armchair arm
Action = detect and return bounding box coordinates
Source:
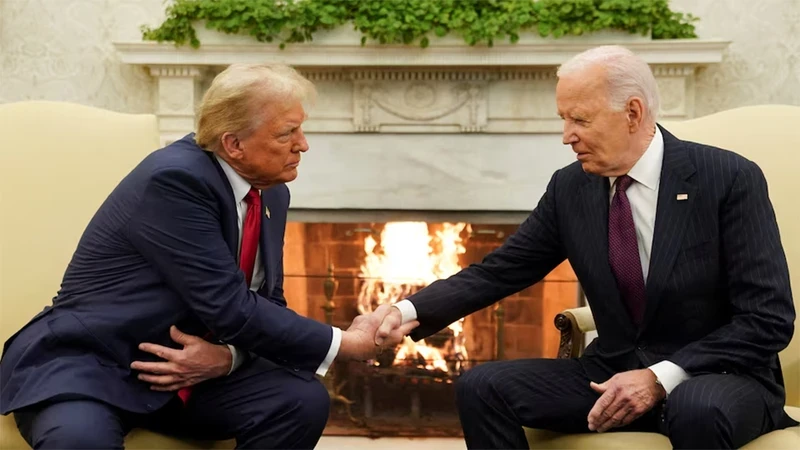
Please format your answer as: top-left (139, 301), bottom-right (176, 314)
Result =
top-left (554, 306), bottom-right (595, 359)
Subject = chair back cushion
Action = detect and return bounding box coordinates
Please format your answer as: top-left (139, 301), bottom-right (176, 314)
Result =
top-left (662, 105), bottom-right (800, 406)
top-left (0, 101), bottom-right (159, 348)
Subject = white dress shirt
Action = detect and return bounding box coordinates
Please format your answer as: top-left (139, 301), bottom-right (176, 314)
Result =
top-left (216, 156), bottom-right (341, 376)
top-left (393, 127), bottom-right (690, 395)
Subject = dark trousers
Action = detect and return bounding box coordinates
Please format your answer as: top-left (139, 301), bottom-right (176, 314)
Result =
top-left (14, 357), bottom-right (330, 449)
top-left (456, 358), bottom-right (776, 449)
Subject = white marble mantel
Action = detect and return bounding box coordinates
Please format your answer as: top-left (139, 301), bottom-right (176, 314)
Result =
top-left (116, 31), bottom-right (729, 67)
top-left (114, 30), bottom-right (730, 212)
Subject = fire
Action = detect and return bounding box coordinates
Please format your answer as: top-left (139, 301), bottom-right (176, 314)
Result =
top-left (394, 337), bottom-right (449, 372)
top-left (358, 222), bottom-right (471, 373)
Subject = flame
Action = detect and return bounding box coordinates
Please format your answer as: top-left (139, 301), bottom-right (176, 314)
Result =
top-left (394, 336), bottom-right (449, 372)
top-left (358, 222), bottom-right (470, 373)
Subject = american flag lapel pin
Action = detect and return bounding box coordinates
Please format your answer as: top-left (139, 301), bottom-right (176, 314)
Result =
top-left (265, 206), bottom-right (271, 219)
top-left (676, 193), bottom-right (688, 201)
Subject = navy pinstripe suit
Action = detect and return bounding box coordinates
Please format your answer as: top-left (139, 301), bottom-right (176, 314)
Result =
top-left (407, 126), bottom-right (797, 448)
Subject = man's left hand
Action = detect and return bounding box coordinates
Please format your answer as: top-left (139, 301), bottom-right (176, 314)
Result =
top-left (587, 368), bottom-right (666, 433)
top-left (131, 325), bottom-right (232, 391)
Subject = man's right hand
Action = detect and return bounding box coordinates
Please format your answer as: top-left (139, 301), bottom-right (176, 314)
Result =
top-left (339, 304), bottom-right (418, 361)
top-left (375, 306), bottom-right (403, 346)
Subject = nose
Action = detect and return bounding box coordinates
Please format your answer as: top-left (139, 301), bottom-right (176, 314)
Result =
top-left (295, 128), bottom-right (309, 152)
top-left (562, 123), bottom-right (578, 145)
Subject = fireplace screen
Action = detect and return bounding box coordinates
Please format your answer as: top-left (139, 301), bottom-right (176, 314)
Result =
top-left (282, 220), bottom-right (578, 437)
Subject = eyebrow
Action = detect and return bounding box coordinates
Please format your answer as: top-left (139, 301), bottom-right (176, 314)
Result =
top-left (280, 121), bottom-right (301, 131)
top-left (557, 112), bottom-right (586, 120)
top-left (273, 126), bottom-right (295, 136)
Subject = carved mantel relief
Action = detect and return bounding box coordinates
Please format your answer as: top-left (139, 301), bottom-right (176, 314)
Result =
top-left (349, 70), bottom-right (489, 133)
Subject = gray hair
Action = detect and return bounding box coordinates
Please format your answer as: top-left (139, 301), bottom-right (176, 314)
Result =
top-left (557, 45), bottom-right (660, 121)
top-left (195, 63), bottom-right (316, 152)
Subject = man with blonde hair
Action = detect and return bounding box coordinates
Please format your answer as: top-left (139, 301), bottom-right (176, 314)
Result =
top-left (0, 63), bottom-right (415, 449)
top-left (377, 45), bottom-right (796, 448)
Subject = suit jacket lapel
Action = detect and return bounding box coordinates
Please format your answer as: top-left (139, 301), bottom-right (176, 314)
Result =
top-left (206, 150), bottom-right (239, 258)
top-left (579, 175), bottom-right (636, 333)
top-left (259, 191), bottom-right (273, 293)
top-left (641, 126), bottom-right (697, 331)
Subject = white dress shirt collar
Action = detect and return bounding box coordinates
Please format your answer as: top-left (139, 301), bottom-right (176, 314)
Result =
top-left (214, 154), bottom-right (255, 202)
top-left (610, 125), bottom-right (664, 191)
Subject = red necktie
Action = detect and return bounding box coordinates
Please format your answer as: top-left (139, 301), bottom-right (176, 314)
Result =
top-left (177, 187), bottom-right (261, 405)
top-left (239, 187), bottom-right (262, 287)
top-left (608, 175), bottom-right (646, 326)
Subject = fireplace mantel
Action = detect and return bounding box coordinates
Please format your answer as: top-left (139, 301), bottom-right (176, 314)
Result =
top-left (114, 31), bottom-right (730, 212)
top-left (116, 31), bottom-right (729, 67)
top-left (115, 31), bottom-right (729, 143)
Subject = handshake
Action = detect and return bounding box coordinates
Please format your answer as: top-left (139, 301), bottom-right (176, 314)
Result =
top-left (337, 304), bottom-right (420, 361)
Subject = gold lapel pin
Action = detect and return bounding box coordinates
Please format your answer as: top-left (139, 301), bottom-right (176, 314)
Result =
top-left (676, 193), bottom-right (688, 201)
top-left (265, 206), bottom-right (271, 219)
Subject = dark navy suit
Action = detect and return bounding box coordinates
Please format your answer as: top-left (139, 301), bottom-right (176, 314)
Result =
top-left (407, 127), bottom-right (797, 448)
top-left (0, 134), bottom-right (332, 448)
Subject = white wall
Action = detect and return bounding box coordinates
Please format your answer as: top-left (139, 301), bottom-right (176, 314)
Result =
top-left (2, 0), bottom-right (798, 114)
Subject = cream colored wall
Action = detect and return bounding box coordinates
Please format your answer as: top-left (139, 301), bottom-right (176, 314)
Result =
top-left (0, 0), bottom-right (164, 113)
top-left (1, 0), bottom-right (798, 113)
top-left (671, 0), bottom-right (800, 114)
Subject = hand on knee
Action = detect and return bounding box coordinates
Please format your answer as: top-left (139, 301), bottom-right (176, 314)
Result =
top-left (587, 369), bottom-right (665, 433)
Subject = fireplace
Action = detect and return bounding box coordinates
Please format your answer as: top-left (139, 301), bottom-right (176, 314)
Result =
top-left (281, 213), bottom-right (579, 437)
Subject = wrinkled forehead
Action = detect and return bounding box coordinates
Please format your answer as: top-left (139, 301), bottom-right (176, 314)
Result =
top-left (557, 66), bottom-right (608, 95)
top-left (260, 99), bottom-right (306, 121)
top-left (556, 71), bottom-right (610, 110)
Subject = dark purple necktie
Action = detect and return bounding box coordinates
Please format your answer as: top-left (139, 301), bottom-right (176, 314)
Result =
top-left (608, 175), bottom-right (646, 326)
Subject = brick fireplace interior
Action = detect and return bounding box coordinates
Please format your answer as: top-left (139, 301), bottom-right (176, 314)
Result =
top-left (281, 217), bottom-right (579, 437)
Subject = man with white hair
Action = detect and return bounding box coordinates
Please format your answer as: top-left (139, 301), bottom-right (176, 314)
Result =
top-left (0, 64), bottom-right (415, 449)
top-left (376, 45), bottom-right (797, 448)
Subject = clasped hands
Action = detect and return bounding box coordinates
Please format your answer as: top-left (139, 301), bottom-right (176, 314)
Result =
top-left (338, 303), bottom-right (418, 361)
top-left (131, 304), bottom-right (417, 391)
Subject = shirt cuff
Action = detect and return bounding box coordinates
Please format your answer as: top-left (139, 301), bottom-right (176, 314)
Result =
top-left (226, 344), bottom-right (245, 375)
top-left (315, 326), bottom-right (342, 377)
top-left (648, 360), bottom-right (691, 396)
top-left (393, 299), bottom-right (418, 324)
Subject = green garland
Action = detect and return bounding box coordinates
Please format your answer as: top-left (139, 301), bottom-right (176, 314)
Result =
top-left (141, 0), bottom-right (698, 49)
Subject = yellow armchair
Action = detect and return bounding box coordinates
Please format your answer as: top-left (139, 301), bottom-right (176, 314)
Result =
top-left (526, 105), bottom-right (800, 449)
top-left (0, 101), bottom-right (233, 449)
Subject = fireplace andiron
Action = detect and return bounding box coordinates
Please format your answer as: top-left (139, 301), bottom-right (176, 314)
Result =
top-left (321, 264), bottom-right (363, 426)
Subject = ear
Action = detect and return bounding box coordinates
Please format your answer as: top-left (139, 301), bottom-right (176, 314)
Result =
top-left (220, 132), bottom-right (245, 160)
top-left (626, 97), bottom-right (645, 132)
